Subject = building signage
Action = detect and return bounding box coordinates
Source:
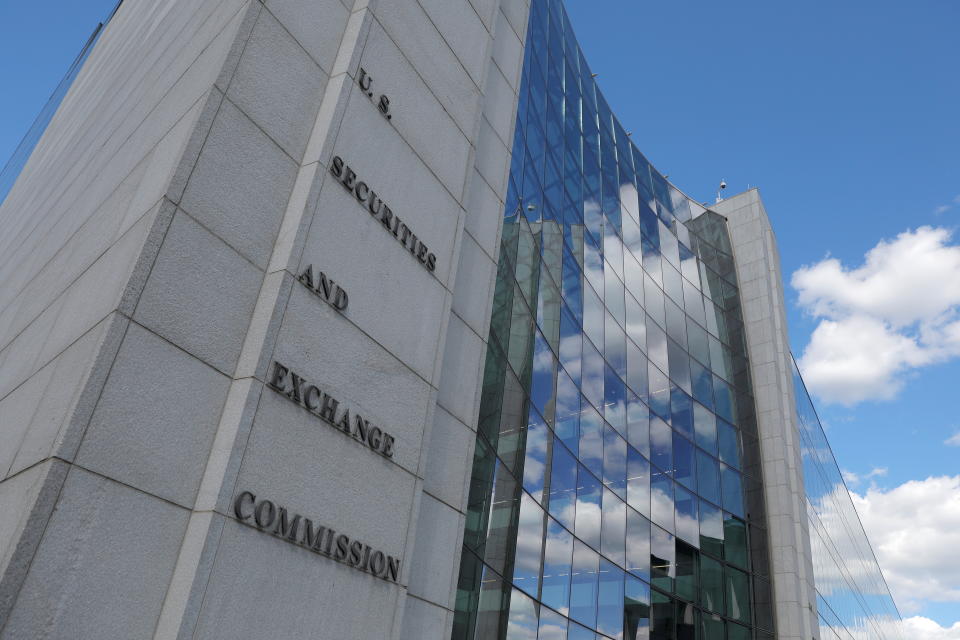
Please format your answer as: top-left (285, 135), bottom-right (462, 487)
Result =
top-left (297, 264), bottom-right (348, 311)
top-left (234, 491), bottom-right (401, 583)
top-left (357, 67), bottom-right (392, 121)
top-left (329, 155), bottom-right (437, 273)
top-left (267, 361), bottom-right (396, 458)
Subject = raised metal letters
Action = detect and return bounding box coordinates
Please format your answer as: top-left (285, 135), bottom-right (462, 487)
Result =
top-left (234, 491), bottom-right (401, 583)
top-left (267, 361), bottom-right (396, 458)
top-left (329, 155), bottom-right (437, 273)
top-left (357, 67), bottom-right (392, 121)
top-left (297, 264), bottom-right (348, 311)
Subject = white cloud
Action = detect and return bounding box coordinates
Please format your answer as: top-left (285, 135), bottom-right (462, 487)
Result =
top-left (903, 616), bottom-right (960, 639)
top-left (945, 432), bottom-right (960, 447)
top-left (842, 467), bottom-right (888, 486)
top-left (851, 476), bottom-right (960, 612)
top-left (935, 204), bottom-right (952, 215)
top-left (792, 226), bottom-right (960, 405)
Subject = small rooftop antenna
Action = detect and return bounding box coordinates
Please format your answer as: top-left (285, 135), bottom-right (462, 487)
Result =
top-left (715, 179), bottom-right (727, 204)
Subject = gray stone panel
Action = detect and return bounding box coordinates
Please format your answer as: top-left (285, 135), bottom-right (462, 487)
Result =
top-left (0, 468), bottom-right (188, 640)
top-left (75, 323), bottom-right (231, 507)
top-left (400, 595), bottom-right (452, 640)
top-left (406, 493), bottom-right (463, 608)
top-left (0, 364), bottom-right (55, 480)
top-left (359, 19), bottom-right (472, 200)
top-left (372, 0), bottom-right (482, 137)
top-left (134, 210), bottom-right (264, 375)
top-left (263, 0), bottom-right (350, 76)
top-left (226, 7), bottom-right (328, 161)
top-left (7, 316), bottom-right (112, 476)
top-left (235, 390), bottom-right (416, 558)
top-left (192, 519), bottom-right (403, 640)
top-left (297, 179), bottom-right (451, 383)
top-left (179, 97), bottom-right (298, 269)
top-left (0, 460), bottom-right (69, 625)
top-left (423, 407), bottom-right (475, 509)
top-left (269, 285), bottom-right (435, 477)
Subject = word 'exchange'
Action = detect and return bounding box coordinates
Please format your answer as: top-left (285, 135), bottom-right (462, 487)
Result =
top-left (267, 361), bottom-right (396, 458)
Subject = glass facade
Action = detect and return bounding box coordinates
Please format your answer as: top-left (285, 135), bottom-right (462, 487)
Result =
top-left (793, 359), bottom-right (905, 639)
top-left (452, 1), bottom-right (774, 637)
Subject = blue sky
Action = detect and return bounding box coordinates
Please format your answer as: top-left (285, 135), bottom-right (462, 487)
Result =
top-left (0, 0), bottom-right (957, 635)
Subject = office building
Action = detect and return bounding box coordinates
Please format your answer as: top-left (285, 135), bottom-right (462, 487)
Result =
top-left (0, 0), bottom-right (904, 638)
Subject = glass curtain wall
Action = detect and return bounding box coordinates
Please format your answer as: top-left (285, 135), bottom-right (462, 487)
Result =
top-left (453, 1), bottom-right (774, 638)
top-left (792, 358), bottom-right (905, 640)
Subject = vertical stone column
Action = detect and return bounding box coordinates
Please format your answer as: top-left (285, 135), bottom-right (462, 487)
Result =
top-left (713, 189), bottom-right (820, 640)
top-left (399, 2), bottom-right (530, 638)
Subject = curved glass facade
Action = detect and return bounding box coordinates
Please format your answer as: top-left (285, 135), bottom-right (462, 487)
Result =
top-left (793, 358), bottom-right (905, 640)
top-left (452, 1), bottom-right (774, 638)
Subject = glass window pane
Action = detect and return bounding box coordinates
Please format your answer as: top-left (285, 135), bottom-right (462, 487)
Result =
top-left (699, 500), bottom-right (724, 559)
top-left (721, 465), bottom-right (744, 518)
top-left (725, 566), bottom-right (751, 624)
top-left (605, 267), bottom-right (626, 327)
top-left (696, 450), bottom-right (721, 506)
top-left (605, 311), bottom-right (627, 379)
top-left (626, 509), bottom-right (651, 580)
top-left (603, 424), bottom-right (628, 497)
top-left (505, 587), bottom-right (539, 640)
top-left (646, 320), bottom-right (668, 372)
top-left (718, 420), bottom-right (741, 469)
top-left (626, 340), bottom-right (648, 402)
top-left (550, 441), bottom-right (579, 530)
top-left (576, 465), bottom-right (602, 549)
top-left (625, 293), bottom-right (646, 357)
top-left (648, 363), bottom-right (670, 420)
top-left (542, 518), bottom-right (574, 614)
top-left (650, 417), bottom-right (671, 474)
top-left (673, 432), bottom-right (695, 490)
top-left (579, 406), bottom-right (604, 476)
top-left (674, 485), bottom-right (699, 547)
top-left (556, 369), bottom-right (581, 453)
top-left (693, 403), bottom-right (717, 453)
top-left (560, 308), bottom-right (583, 386)
top-left (582, 339), bottom-right (605, 414)
top-left (570, 540), bottom-right (600, 628)
top-left (650, 473), bottom-right (674, 533)
top-left (514, 492), bottom-right (545, 597)
top-left (538, 606), bottom-right (569, 640)
top-left (724, 513), bottom-right (748, 569)
top-left (675, 541), bottom-right (698, 602)
top-left (699, 555), bottom-right (724, 614)
top-left (670, 388), bottom-right (694, 441)
top-left (675, 601), bottom-right (696, 640)
top-left (650, 525), bottom-right (675, 592)
top-left (650, 590), bottom-right (674, 640)
top-left (601, 488), bottom-right (627, 566)
top-left (690, 359), bottom-right (714, 410)
top-left (597, 559), bottom-right (625, 638)
top-left (700, 612), bottom-right (724, 640)
top-left (523, 417), bottom-right (551, 503)
top-left (604, 366), bottom-right (627, 435)
top-left (626, 394), bottom-right (650, 458)
top-left (624, 574), bottom-right (651, 640)
top-left (473, 568), bottom-right (508, 640)
top-left (727, 622), bottom-right (750, 640)
top-left (627, 447), bottom-right (650, 517)
top-left (568, 620), bottom-right (597, 640)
